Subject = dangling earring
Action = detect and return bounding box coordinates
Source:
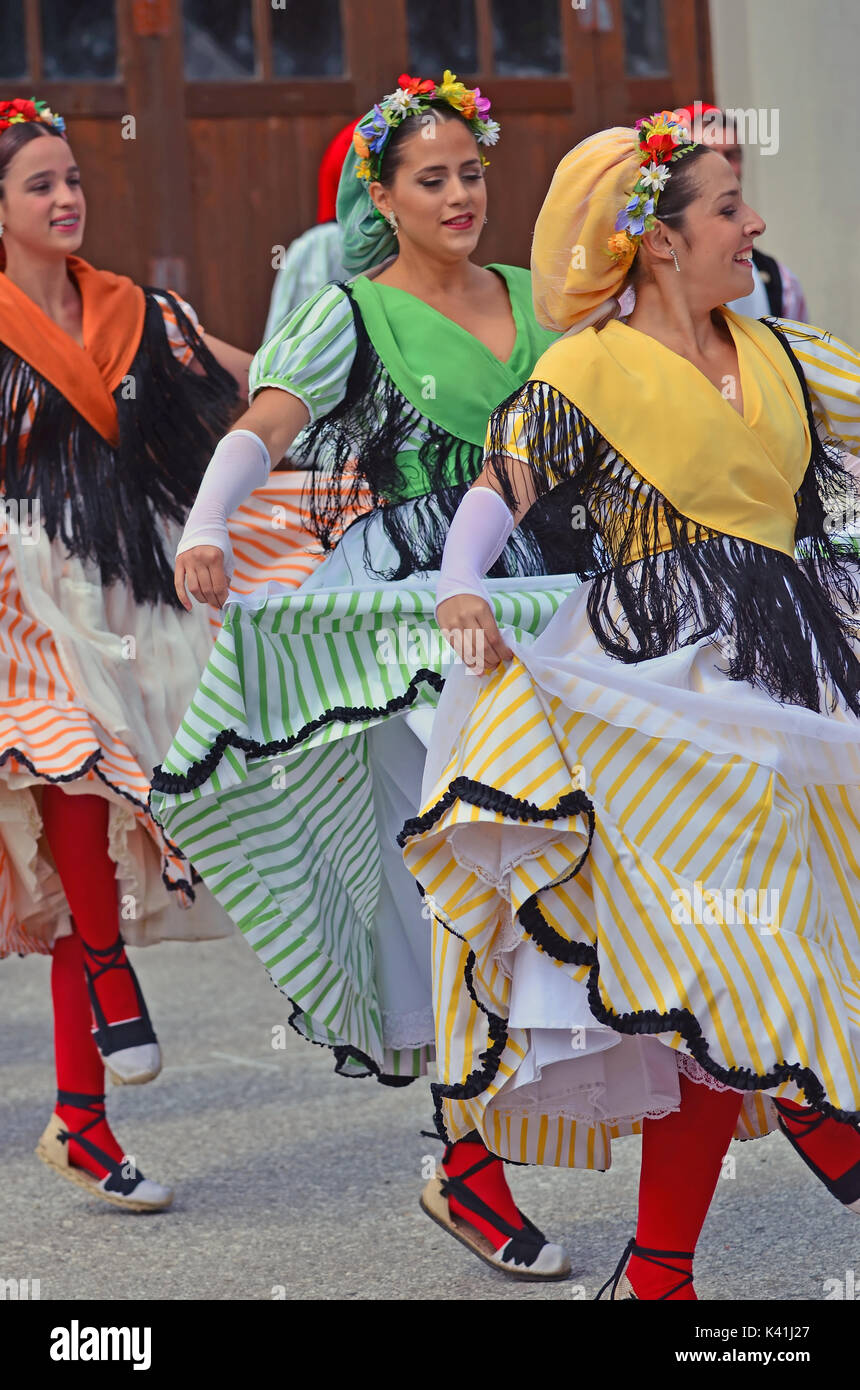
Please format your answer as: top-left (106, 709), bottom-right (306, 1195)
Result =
top-left (387, 211), bottom-right (399, 234)
top-left (670, 248), bottom-right (681, 273)
top-left (483, 216), bottom-right (488, 225)
top-left (0, 224), bottom-right (4, 238)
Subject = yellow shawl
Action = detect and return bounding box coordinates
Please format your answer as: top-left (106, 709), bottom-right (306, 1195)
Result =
top-left (529, 309), bottom-right (809, 556)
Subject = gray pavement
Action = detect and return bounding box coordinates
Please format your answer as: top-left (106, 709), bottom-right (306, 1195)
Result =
top-left (2, 932), bottom-right (857, 1301)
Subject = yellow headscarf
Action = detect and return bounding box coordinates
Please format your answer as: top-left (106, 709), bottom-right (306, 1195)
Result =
top-left (525, 128), bottom-right (813, 556)
top-left (531, 127), bottom-right (641, 333)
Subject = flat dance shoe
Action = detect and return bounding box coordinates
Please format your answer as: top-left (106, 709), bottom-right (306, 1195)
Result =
top-left (35, 1102), bottom-right (173, 1213)
top-left (420, 1173), bottom-right (570, 1280)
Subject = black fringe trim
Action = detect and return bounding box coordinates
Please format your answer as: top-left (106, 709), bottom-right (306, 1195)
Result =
top-left (150, 666), bottom-right (445, 797)
top-left (0, 743), bottom-right (194, 899)
top-left (291, 285), bottom-right (570, 581)
top-left (484, 324), bottom-right (860, 716)
top-left (0, 288), bottom-right (238, 608)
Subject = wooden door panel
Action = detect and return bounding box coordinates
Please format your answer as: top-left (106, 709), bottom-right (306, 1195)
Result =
top-left (6, 0), bottom-right (711, 343)
top-left (67, 118), bottom-right (146, 285)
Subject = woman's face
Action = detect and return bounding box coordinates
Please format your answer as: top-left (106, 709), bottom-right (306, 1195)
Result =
top-left (0, 134), bottom-right (85, 258)
top-left (670, 150), bottom-right (765, 304)
top-left (370, 115), bottom-right (487, 263)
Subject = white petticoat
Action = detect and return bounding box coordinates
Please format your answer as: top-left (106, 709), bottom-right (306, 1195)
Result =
top-left (1, 518), bottom-right (233, 951)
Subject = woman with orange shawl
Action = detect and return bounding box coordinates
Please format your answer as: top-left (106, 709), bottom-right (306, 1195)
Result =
top-left (401, 113), bottom-right (860, 1299)
top-left (0, 98), bottom-right (252, 1210)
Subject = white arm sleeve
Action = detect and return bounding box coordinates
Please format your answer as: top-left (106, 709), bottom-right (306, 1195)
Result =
top-left (435, 486), bottom-right (514, 616)
top-left (175, 429), bottom-right (272, 575)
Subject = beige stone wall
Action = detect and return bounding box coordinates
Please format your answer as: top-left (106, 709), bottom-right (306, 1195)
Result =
top-left (708, 0), bottom-right (860, 344)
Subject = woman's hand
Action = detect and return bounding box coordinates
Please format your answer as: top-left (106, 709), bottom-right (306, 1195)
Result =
top-left (436, 594), bottom-right (512, 675)
top-left (175, 545), bottom-right (230, 612)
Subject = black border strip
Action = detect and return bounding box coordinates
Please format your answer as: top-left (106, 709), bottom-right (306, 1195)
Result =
top-left (520, 894), bottom-right (859, 1123)
top-left (262, 974), bottom-right (420, 1087)
top-left (150, 667), bottom-right (445, 797)
top-left (0, 745), bottom-right (195, 900)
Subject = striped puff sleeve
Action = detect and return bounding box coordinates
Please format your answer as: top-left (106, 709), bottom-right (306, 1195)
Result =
top-left (775, 318), bottom-right (860, 451)
top-left (483, 379), bottom-right (602, 512)
top-left (249, 281), bottom-right (357, 423)
top-left (153, 291), bottom-right (203, 366)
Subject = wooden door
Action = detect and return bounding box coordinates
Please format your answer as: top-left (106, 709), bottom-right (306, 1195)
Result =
top-left (1, 0), bottom-right (712, 350)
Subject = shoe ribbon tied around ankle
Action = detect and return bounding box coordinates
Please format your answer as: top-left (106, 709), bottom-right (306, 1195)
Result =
top-left (596, 1237), bottom-right (695, 1300)
top-left (438, 1162), bottom-right (549, 1269)
top-left (56, 1089), bottom-right (142, 1195)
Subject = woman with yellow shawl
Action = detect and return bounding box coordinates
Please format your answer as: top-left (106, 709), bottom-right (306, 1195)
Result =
top-left (400, 113), bottom-right (860, 1300)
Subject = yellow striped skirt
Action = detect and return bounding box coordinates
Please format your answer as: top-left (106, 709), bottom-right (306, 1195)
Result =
top-left (401, 584), bottom-right (860, 1167)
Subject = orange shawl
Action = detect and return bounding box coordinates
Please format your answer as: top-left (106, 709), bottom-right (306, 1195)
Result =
top-left (0, 256), bottom-right (145, 445)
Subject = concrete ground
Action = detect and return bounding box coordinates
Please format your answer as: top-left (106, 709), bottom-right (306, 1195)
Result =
top-left (2, 932), bottom-right (857, 1302)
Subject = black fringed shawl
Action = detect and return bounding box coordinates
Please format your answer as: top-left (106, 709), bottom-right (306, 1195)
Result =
top-left (0, 289), bottom-right (238, 607)
top-left (485, 323), bottom-right (860, 716)
top-left (290, 285), bottom-right (569, 581)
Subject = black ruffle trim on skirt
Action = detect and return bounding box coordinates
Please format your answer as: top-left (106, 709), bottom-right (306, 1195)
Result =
top-left (401, 775), bottom-right (860, 1134)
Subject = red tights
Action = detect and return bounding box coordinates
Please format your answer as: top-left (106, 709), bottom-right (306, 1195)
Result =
top-left (42, 786), bottom-right (141, 1025)
top-left (51, 933), bottom-right (126, 1178)
top-left (442, 1133), bottom-right (525, 1248)
top-left (628, 1074), bottom-right (744, 1300)
top-left (43, 787), bottom-right (136, 1180)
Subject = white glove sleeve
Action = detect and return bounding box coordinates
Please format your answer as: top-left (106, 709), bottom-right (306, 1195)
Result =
top-left (435, 486), bottom-right (514, 617)
top-left (175, 429), bottom-right (272, 575)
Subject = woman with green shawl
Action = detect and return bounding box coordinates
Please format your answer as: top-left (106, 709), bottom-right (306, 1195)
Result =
top-left (151, 72), bottom-right (578, 1279)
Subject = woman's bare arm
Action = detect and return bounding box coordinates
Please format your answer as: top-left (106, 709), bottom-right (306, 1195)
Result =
top-left (470, 455), bottom-right (539, 527)
top-left (201, 334), bottom-right (254, 395)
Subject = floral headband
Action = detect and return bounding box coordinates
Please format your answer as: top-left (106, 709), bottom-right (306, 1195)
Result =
top-left (352, 70), bottom-right (500, 185)
top-left (0, 97), bottom-right (66, 136)
top-left (606, 110), bottom-right (697, 264)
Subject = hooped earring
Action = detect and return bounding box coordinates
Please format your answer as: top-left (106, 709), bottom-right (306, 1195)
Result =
top-left (670, 248), bottom-right (681, 273)
top-left (387, 211), bottom-right (399, 234)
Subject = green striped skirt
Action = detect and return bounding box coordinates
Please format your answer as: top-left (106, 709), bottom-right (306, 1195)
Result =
top-left (150, 517), bottom-right (580, 1080)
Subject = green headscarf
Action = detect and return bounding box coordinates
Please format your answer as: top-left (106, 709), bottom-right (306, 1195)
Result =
top-left (336, 109), bottom-right (397, 275)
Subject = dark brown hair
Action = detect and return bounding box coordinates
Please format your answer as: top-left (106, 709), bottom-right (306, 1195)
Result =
top-left (630, 143), bottom-right (714, 281)
top-left (0, 122), bottom-right (66, 195)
